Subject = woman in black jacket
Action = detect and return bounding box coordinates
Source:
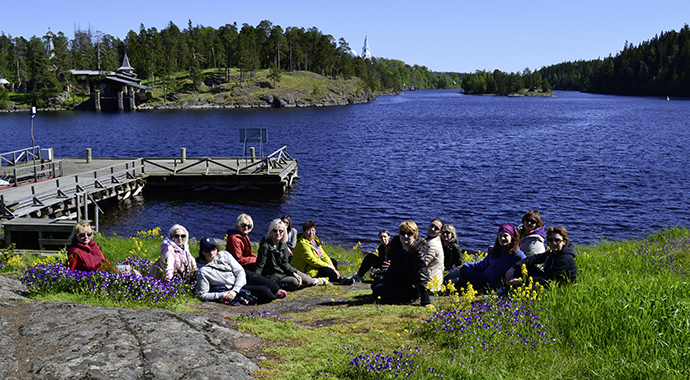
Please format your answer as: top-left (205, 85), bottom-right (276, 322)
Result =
top-left (505, 225), bottom-right (577, 287)
top-left (441, 224), bottom-right (463, 269)
top-left (372, 221), bottom-right (431, 305)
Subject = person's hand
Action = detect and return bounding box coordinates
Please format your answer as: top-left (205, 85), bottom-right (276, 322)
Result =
top-left (329, 265), bottom-right (340, 278)
top-left (223, 290), bottom-right (237, 301)
top-left (381, 261), bottom-right (390, 269)
top-left (293, 272), bottom-right (302, 286)
top-left (505, 267), bottom-right (516, 281)
top-left (506, 277), bottom-right (523, 286)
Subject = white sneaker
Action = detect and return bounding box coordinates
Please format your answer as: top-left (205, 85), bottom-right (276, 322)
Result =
top-left (315, 277), bottom-right (332, 286)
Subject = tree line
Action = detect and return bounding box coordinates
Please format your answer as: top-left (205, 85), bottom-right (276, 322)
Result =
top-left (461, 68), bottom-right (552, 95)
top-left (539, 24), bottom-right (690, 97)
top-left (0, 20), bottom-right (461, 106)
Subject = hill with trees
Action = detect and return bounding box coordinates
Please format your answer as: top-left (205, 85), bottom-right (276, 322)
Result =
top-left (539, 24), bottom-right (690, 97)
top-left (0, 20), bottom-right (461, 109)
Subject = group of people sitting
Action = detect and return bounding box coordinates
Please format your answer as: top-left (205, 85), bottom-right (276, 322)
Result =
top-left (352, 210), bottom-right (578, 305)
top-left (65, 209), bottom-right (577, 306)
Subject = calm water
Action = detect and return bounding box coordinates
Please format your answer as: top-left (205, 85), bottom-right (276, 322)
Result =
top-left (1, 90), bottom-right (689, 251)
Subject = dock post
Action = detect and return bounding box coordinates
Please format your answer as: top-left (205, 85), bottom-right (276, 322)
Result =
top-left (86, 148), bottom-right (92, 163)
top-left (181, 148), bottom-right (186, 163)
top-left (250, 147), bottom-right (256, 163)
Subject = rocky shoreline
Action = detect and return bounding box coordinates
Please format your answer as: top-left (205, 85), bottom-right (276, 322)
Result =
top-left (0, 273), bottom-right (370, 379)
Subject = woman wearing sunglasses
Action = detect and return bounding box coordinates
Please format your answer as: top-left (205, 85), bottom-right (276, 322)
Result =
top-left (518, 210), bottom-right (546, 256)
top-left (371, 220), bottom-right (431, 305)
top-left (150, 224), bottom-right (197, 280)
top-left (505, 225), bottom-right (577, 287)
top-left (67, 221), bottom-right (111, 271)
top-left (255, 218), bottom-right (316, 290)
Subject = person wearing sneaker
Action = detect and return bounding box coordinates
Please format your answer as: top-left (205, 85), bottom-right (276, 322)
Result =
top-left (196, 237), bottom-right (286, 304)
top-left (350, 229), bottom-right (392, 282)
top-left (371, 220), bottom-right (431, 305)
top-left (256, 218), bottom-right (317, 290)
top-left (291, 220), bottom-right (353, 285)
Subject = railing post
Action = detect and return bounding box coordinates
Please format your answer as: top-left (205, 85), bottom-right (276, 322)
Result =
top-left (12, 152), bottom-right (16, 165)
top-left (86, 148), bottom-right (92, 163)
top-left (181, 147), bottom-right (186, 163)
top-left (13, 168), bottom-right (18, 187)
top-left (250, 147), bottom-right (256, 163)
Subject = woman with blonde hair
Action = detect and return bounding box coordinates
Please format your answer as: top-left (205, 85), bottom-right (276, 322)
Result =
top-left (441, 224), bottom-right (463, 269)
top-left (67, 222), bottom-right (111, 272)
top-left (255, 219), bottom-right (316, 290)
top-left (371, 220), bottom-right (431, 305)
top-left (150, 224), bottom-right (197, 280)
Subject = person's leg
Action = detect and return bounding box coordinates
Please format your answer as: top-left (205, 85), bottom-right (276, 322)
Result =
top-left (460, 266), bottom-right (490, 292)
top-left (357, 254), bottom-right (384, 277)
top-left (242, 284), bottom-right (275, 304)
top-left (277, 275), bottom-right (300, 291)
top-left (372, 282), bottom-right (415, 304)
top-left (295, 270), bottom-right (316, 287)
top-left (317, 266), bottom-right (339, 282)
top-left (443, 268), bottom-right (466, 286)
top-left (245, 269), bottom-right (281, 295)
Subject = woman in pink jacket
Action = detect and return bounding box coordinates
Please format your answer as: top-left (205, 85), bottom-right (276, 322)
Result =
top-left (150, 224), bottom-right (198, 280)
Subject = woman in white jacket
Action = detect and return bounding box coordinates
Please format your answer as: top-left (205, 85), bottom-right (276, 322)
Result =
top-left (422, 218), bottom-right (445, 292)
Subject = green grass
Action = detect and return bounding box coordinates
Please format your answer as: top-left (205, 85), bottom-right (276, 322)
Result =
top-left (235, 227), bottom-right (690, 380)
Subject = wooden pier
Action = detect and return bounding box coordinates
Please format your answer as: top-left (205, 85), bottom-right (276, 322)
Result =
top-left (1, 146), bottom-right (298, 248)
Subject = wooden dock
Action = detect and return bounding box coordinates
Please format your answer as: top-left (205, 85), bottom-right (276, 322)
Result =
top-left (1, 146), bottom-right (298, 244)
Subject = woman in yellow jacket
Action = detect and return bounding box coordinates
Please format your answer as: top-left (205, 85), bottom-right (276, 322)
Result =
top-left (290, 220), bottom-right (353, 285)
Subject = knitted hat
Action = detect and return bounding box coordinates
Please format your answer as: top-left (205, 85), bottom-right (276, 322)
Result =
top-left (498, 224), bottom-right (517, 237)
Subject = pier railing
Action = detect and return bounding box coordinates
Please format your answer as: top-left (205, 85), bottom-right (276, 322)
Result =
top-left (0, 146), bottom-right (41, 167)
top-left (141, 146), bottom-right (294, 175)
top-left (0, 160), bottom-right (63, 188)
top-left (1, 159), bottom-right (144, 219)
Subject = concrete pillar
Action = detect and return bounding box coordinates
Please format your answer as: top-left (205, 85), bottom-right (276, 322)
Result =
top-left (181, 148), bottom-right (186, 163)
top-left (250, 147), bottom-right (256, 163)
top-left (86, 148), bottom-right (92, 163)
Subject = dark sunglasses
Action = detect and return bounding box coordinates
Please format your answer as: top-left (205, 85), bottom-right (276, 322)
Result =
top-left (272, 229), bottom-right (284, 234)
top-left (441, 231), bottom-right (453, 235)
top-left (241, 223), bottom-right (253, 229)
top-left (400, 230), bottom-right (414, 237)
top-left (547, 237), bottom-right (563, 244)
top-left (78, 232), bottom-right (93, 238)
top-left (524, 219), bottom-right (538, 225)
top-left (173, 234), bottom-right (187, 239)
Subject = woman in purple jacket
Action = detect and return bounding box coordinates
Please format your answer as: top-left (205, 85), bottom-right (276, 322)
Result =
top-left (449, 224), bottom-right (526, 292)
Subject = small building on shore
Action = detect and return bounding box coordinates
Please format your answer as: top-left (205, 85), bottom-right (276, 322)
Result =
top-left (70, 54), bottom-right (151, 111)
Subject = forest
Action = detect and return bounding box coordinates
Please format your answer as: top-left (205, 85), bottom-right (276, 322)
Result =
top-left (463, 24), bottom-right (690, 97)
top-left (0, 20), bottom-right (461, 107)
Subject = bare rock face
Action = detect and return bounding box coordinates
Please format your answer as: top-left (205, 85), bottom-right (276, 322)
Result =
top-left (0, 275), bottom-right (259, 380)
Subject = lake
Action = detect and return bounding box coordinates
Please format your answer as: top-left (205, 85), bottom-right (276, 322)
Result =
top-left (1, 90), bottom-right (689, 252)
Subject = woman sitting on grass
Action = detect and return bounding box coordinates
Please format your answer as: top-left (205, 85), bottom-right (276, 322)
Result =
top-left (67, 221), bottom-right (112, 272)
top-left (518, 210), bottom-right (547, 256)
top-left (150, 224), bottom-right (197, 281)
top-left (350, 229), bottom-right (391, 282)
top-left (281, 215), bottom-right (298, 256)
top-left (227, 213), bottom-right (287, 297)
top-left (505, 225), bottom-right (577, 287)
top-left (291, 220), bottom-right (353, 285)
top-left (256, 219), bottom-right (316, 290)
top-left (441, 224), bottom-right (463, 269)
top-left (371, 221), bottom-right (431, 305)
top-left (445, 224), bottom-right (526, 292)
top-left (196, 237), bottom-right (286, 304)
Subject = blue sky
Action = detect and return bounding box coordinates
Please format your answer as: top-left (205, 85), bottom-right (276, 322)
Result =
top-left (3, 0), bottom-right (689, 73)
